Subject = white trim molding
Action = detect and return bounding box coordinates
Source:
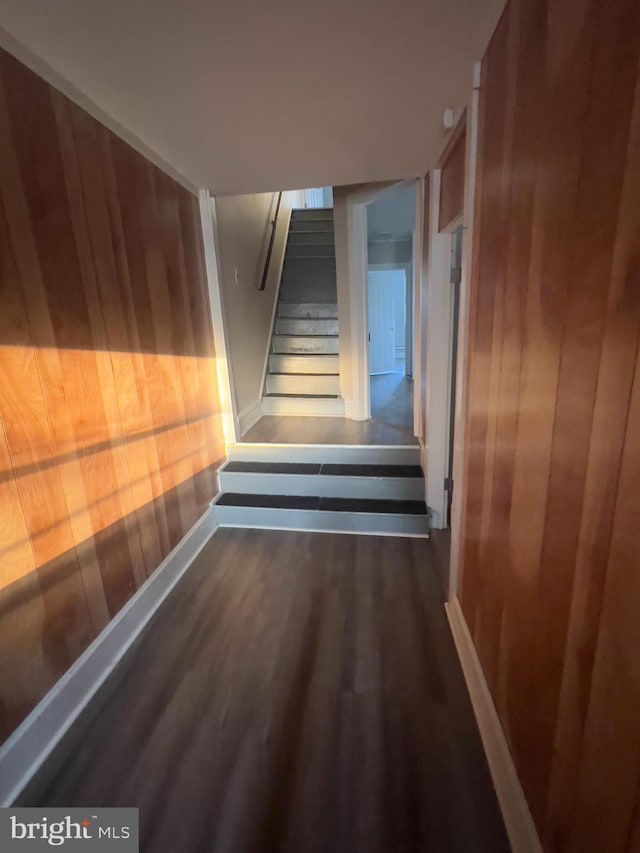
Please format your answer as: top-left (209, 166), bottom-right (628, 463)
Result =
top-left (424, 168), bottom-right (453, 528)
top-left (0, 509), bottom-right (218, 807)
top-left (445, 597), bottom-right (543, 853)
top-left (237, 399), bottom-right (264, 437)
top-left (199, 190), bottom-right (239, 445)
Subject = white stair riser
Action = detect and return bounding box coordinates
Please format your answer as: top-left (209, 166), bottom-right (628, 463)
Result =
top-left (214, 505), bottom-right (428, 537)
top-left (266, 374), bottom-right (340, 396)
top-left (275, 318), bottom-right (338, 336)
top-left (269, 354), bottom-right (339, 374)
top-left (262, 396), bottom-right (345, 416)
top-left (286, 244), bottom-right (335, 259)
top-left (218, 471), bottom-right (424, 500)
top-left (226, 443), bottom-right (421, 465)
top-left (272, 336), bottom-right (339, 354)
top-left (287, 232), bottom-right (335, 245)
top-left (277, 303), bottom-right (338, 319)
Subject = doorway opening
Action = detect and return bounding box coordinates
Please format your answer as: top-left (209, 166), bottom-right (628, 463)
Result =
top-left (367, 268), bottom-right (413, 430)
top-left (365, 184), bottom-right (416, 431)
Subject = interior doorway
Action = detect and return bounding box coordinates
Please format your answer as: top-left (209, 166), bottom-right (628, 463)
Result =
top-left (445, 225), bottom-right (463, 525)
top-left (367, 268), bottom-right (413, 430)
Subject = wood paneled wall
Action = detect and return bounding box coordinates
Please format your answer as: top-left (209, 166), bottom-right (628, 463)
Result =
top-left (438, 115), bottom-right (466, 232)
top-left (458, 0), bottom-right (640, 850)
top-left (0, 47), bottom-right (224, 743)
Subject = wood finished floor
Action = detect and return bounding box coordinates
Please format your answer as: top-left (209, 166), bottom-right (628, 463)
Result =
top-left (23, 529), bottom-right (509, 853)
top-left (370, 372), bottom-right (414, 432)
top-left (242, 415), bottom-right (418, 445)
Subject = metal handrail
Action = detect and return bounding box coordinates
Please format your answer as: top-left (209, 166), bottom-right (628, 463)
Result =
top-left (257, 191), bottom-right (283, 291)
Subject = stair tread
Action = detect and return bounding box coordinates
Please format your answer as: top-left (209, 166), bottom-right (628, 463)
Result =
top-left (223, 461), bottom-right (423, 478)
top-left (264, 393), bottom-right (340, 399)
top-left (215, 493), bottom-right (428, 515)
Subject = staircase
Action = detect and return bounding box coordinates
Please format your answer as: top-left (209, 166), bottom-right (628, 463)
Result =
top-left (263, 208), bottom-right (344, 416)
top-left (213, 443), bottom-right (430, 537)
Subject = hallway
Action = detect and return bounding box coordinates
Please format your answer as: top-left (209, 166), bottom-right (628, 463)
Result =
top-left (21, 529), bottom-right (508, 853)
top-left (243, 414), bottom-right (417, 445)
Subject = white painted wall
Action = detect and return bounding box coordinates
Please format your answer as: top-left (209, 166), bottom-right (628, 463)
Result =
top-left (213, 190), bottom-right (303, 421)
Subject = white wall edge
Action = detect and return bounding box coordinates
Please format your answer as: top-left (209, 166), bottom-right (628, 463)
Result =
top-left (199, 190), bottom-right (239, 445)
top-left (0, 508), bottom-right (218, 807)
top-left (347, 198), bottom-right (371, 420)
top-left (445, 596), bottom-right (543, 853)
top-left (0, 26), bottom-right (197, 195)
top-left (238, 399), bottom-right (264, 437)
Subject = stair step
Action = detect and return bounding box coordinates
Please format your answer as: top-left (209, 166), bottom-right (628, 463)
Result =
top-left (279, 286), bottom-right (337, 304)
top-left (265, 373), bottom-right (340, 396)
top-left (284, 256), bottom-right (336, 274)
top-left (269, 354), bottom-right (339, 374)
top-left (222, 461), bottom-right (423, 477)
top-left (272, 335), bottom-right (339, 354)
top-left (286, 244), bottom-right (335, 259)
top-left (275, 317), bottom-right (338, 336)
top-left (281, 270), bottom-right (337, 286)
top-left (218, 461), bottom-right (424, 500)
top-left (287, 231), bottom-right (335, 245)
top-left (289, 220), bottom-right (335, 233)
top-left (216, 493), bottom-right (426, 513)
top-left (212, 493), bottom-right (429, 537)
top-left (262, 396), bottom-right (345, 416)
top-left (290, 208), bottom-right (334, 220)
top-left (226, 444), bottom-right (421, 465)
top-left (277, 302), bottom-right (338, 319)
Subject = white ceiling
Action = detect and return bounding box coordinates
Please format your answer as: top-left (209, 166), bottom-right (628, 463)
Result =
top-left (0, 0), bottom-right (505, 195)
top-left (367, 184), bottom-right (417, 240)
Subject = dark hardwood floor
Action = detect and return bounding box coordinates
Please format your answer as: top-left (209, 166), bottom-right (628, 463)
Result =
top-left (242, 416), bottom-right (418, 445)
top-left (22, 529), bottom-right (509, 853)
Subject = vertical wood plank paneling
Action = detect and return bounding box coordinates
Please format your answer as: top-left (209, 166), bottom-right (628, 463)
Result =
top-left (458, 0), bottom-right (640, 849)
top-left (438, 122), bottom-right (467, 232)
top-left (0, 45), bottom-right (223, 744)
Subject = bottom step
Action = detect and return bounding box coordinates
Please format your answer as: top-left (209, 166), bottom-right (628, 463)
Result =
top-left (212, 493), bottom-right (430, 537)
top-left (262, 396), bottom-right (345, 416)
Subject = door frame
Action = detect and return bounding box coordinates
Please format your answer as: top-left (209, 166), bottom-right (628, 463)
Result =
top-left (424, 181), bottom-right (463, 531)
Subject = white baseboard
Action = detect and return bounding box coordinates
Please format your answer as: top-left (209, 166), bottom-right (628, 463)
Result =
top-left (238, 399), bottom-right (264, 436)
top-left (0, 508), bottom-right (219, 806)
top-left (445, 597), bottom-right (543, 853)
